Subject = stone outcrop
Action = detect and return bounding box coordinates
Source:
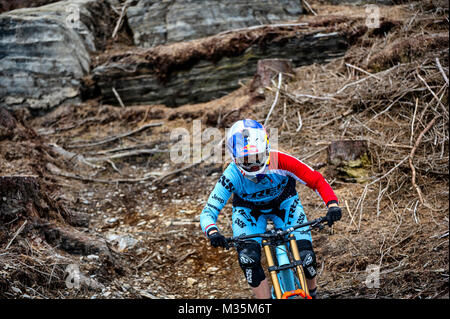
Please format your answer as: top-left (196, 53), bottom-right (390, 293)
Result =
top-left (0, 0), bottom-right (60, 14)
top-left (127, 0), bottom-right (304, 48)
top-left (0, 0), bottom-right (114, 111)
top-left (320, 0), bottom-right (394, 4)
top-left (90, 26), bottom-right (349, 107)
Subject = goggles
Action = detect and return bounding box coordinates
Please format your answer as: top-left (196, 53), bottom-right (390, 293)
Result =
top-left (235, 152), bottom-right (269, 173)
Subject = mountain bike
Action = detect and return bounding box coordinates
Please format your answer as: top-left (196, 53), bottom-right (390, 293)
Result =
top-left (226, 216), bottom-right (328, 299)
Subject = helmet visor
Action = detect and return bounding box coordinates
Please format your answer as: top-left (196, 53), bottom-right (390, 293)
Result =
top-left (235, 152), bottom-right (269, 173)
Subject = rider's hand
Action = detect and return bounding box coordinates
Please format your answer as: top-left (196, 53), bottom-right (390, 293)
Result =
top-left (208, 230), bottom-right (229, 249)
top-left (326, 205), bottom-right (342, 226)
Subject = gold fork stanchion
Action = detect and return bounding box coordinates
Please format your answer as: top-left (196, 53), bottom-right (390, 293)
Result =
top-left (289, 234), bottom-right (310, 298)
top-left (262, 239), bottom-right (282, 299)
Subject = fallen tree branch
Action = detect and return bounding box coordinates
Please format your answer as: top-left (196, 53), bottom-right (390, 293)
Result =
top-left (216, 22), bottom-right (309, 36)
top-left (264, 72), bottom-right (282, 126)
top-left (46, 163), bottom-right (158, 184)
top-left (416, 70), bottom-right (448, 117)
top-left (302, 0), bottom-right (317, 16)
top-left (112, 87), bottom-right (125, 108)
top-left (435, 57), bottom-right (449, 85)
top-left (409, 115), bottom-right (440, 204)
top-left (49, 143), bottom-right (103, 169)
top-left (296, 110), bottom-right (303, 132)
top-left (345, 63), bottom-right (381, 81)
top-left (354, 155), bottom-right (410, 232)
top-left (5, 220), bottom-right (28, 250)
top-left (86, 148), bottom-right (168, 162)
top-left (112, 0), bottom-right (131, 39)
top-left (67, 122), bottom-right (163, 149)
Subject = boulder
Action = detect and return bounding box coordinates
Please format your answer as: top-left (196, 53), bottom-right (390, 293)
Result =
top-left (0, 0), bottom-right (115, 111)
top-left (127, 0), bottom-right (304, 48)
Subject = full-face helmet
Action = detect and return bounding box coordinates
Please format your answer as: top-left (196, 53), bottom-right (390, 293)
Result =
top-left (226, 119), bottom-right (270, 177)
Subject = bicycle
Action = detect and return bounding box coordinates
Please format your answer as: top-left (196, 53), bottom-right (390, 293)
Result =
top-left (226, 216), bottom-right (328, 299)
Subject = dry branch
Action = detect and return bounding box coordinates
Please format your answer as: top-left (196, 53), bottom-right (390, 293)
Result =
top-left (409, 115), bottom-right (440, 204)
top-left (264, 72), bottom-right (283, 126)
top-left (4, 220), bottom-right (28, 250)
top-left (216, 22), bottom-right (309, 37)
top-left (112, 87), bottom-right (125, 108)
top-left (49, 143), bottom-right (103, 169)
top-left (112, 0), bottom-right (131, 39)
top-left (67, 122), bottom-right (163, 149)
top-left (46, 163), bottom-right (158, 184)
top-left (435, 57), bottom-right (449, 85)
top-left (86, 149), bottom-right (168, 162)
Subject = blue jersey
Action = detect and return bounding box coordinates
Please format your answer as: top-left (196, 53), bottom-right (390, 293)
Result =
top-left (200, 151), bottom-right (338, 236)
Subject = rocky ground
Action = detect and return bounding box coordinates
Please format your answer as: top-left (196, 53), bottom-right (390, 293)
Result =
top-left (0, 0), bottom-right (448, 299)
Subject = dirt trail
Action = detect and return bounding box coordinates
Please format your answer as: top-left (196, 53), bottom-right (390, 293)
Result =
top-left (0, 1), bottom-right (448, 299)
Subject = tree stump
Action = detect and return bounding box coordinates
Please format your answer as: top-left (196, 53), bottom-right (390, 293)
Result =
top-left (0, 175), bottom-right (62, 223)
top-left (250, 58), bottom-right (294, 93)
top-left (0, 106), bottom-right (17, 140)
top-left (327, 140), bottom-right (370, 182)
top-left (0, 176), bottom-right (111, 259)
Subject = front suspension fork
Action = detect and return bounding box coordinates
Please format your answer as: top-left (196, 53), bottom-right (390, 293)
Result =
top-left (262, 239), bottom-right (282, 299)
top-left (262, 236), bottom-right (311, 299)
top-left (289, 234), bottom-right (310, 298)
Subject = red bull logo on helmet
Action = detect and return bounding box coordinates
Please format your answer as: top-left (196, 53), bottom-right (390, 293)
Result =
top-left (239, 144), bottom-right (259, 156)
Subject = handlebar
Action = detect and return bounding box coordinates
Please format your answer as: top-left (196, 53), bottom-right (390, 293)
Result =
top-left (225, 216), bottom-right (328, 245)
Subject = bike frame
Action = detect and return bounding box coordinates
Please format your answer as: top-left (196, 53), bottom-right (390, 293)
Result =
top-left (226, 216), bottom-right (326, 299)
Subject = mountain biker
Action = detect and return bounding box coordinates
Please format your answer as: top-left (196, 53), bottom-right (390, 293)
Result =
top-left (200, 119), bottom-right (341, 299)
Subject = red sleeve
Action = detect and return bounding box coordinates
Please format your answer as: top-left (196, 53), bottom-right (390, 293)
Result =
top-left (270, 151), bottom-right (338, 205)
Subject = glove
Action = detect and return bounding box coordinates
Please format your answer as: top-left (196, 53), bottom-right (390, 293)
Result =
top-left (326, 206), bottom-right (342, 226)
top-left (208, 230), bottom-right (229, 249)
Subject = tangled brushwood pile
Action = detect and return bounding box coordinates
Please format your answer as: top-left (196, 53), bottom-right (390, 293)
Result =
top-left (260, 0), bottom-right (448, 298)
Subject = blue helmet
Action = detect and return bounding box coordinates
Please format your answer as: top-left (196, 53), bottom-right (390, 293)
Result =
top-left (226, 119), bottom-right (270, 177)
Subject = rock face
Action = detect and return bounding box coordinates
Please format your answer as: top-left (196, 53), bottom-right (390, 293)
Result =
top-left (0, 0), bottom-right (114, 111)
top-left (92, 28), bottom-right (348, 107)
top-left (127, 0), bottom-right (304, 48)
top-left (0, 0), bottom-right (60, 14)
top-left (321, 0), bottom-right (394, 4)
